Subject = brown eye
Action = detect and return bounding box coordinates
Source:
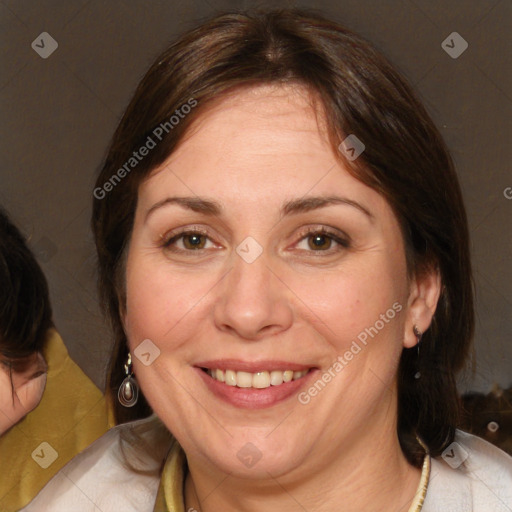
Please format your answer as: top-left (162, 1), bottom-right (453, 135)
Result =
top-left (181, 233), bottom-right (207, 250)
top-left (162, 229), bottom-right (216, 253)
top-left (308, 233), bottom-right (332, 251)
top-left (295, 228), bottom-right (350, 254)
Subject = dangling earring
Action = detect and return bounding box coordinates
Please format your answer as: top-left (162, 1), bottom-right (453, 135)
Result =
top-left (118, 352), bottom-right (139, 407)
top-left (413, 325), bottom-right (422, 380)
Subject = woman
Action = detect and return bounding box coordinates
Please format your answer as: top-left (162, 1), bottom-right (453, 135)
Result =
top-left (0, 208), bottom-right (111, 512)
top-left (21, 8), bottom-right (512, 512)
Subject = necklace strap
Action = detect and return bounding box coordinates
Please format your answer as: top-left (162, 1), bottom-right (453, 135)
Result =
top-left (407, 454), bottom-right (431, 512)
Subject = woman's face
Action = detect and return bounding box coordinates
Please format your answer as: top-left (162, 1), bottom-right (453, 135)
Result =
top-left (124, 84), bottom-right (438, 478)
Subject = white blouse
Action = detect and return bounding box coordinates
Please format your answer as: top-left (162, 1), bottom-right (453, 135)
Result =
top-left (19, 416), bottom-right (512, 512)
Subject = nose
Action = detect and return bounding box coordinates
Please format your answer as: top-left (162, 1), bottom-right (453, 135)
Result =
top-left (213, 247), bottom-right (294, 341)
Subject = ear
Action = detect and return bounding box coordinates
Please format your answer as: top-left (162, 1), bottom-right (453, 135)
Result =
top-left (403, 265), bottom-right (442, 348)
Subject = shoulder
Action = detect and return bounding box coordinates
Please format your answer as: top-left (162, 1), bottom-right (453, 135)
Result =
top-left (423, 429), bottom-right (512, 512)
top-left (20, 415), bottom-right (172, 512)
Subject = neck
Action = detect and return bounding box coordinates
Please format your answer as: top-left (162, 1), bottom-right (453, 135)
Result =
top-left (183, 421), bottom-right (422, 512)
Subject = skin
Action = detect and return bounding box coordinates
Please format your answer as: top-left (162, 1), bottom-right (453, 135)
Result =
top-left (123, 84), bottom-right (441, 511)
top-left (0, 352), bottom-right (47, 435)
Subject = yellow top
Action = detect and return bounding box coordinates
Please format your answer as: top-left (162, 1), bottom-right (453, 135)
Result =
top-left (153, 441), bottom-right (186, 512)
top-left (0, 329), bottom-right (111, 512)
top-left (154, 442), bottom-right (430, 512)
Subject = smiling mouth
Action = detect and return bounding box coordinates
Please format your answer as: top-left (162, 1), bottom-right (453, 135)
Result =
top-left (201, 368), bottom-right (312, 389)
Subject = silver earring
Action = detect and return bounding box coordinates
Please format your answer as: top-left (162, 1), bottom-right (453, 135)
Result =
top-left (118, 353), bottom-right (139, 407)
top-left (413, 325), bottom-right (422, 379)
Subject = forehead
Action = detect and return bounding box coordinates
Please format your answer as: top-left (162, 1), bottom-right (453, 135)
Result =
top-left (137, 84), bottom-right (394, 224)
top-left (144, 84), bottom-right (340, 191)
top-left (187, 82), bottom-right (328, 134)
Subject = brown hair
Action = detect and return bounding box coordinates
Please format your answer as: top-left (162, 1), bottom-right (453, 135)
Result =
top-left (0, 207), bottom-right (53, 372)
top-left (92, 7), bottom-right (474, 466)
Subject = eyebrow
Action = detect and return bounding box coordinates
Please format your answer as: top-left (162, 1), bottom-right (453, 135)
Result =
top-left (145, 195), bottom-right (374, 221)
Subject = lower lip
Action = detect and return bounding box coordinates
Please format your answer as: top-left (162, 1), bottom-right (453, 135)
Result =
top-left (195, 367), bottom-right (318, 409)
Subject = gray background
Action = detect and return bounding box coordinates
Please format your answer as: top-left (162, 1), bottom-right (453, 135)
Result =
top-left (1, 0), bottom-right (510, 393)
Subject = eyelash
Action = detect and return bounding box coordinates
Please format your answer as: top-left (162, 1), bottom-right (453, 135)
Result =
top-left (161, 226), bottom-right (350, 256)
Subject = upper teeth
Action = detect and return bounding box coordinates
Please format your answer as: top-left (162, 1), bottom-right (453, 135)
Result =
top-left (206, 369), bottom-right (309, 389)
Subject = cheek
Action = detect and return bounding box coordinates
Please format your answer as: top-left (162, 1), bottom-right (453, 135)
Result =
top-left (299, 259), bottom-right (406, 350)
top-left (124, 270), bottom-right (169, 343)
top-left (124, 255), bottom-right (209, 350)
